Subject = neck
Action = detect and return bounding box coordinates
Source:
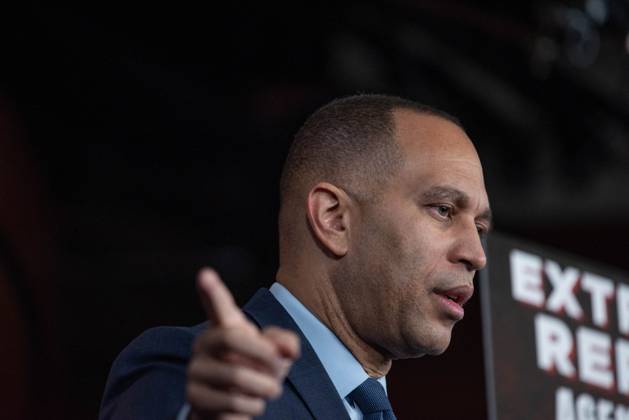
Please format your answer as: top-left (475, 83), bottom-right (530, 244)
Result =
top-left (276, 267), bottom-right (392, 377)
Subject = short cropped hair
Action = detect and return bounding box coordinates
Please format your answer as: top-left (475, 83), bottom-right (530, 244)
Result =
top-left (279, 94), bottom-right (462, 203)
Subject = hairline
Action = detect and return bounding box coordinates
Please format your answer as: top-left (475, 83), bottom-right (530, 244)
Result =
top-left (279, 98), bottom-right (465, 206)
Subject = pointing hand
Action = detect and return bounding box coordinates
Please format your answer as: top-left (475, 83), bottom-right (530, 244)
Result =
top-left (186, 269), bottom-right (300, 420)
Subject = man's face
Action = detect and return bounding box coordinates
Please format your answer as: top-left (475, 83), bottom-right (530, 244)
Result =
top-left (335, 110), bottom-right (491, 359)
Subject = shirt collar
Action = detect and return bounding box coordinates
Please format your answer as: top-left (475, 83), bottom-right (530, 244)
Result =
top-left (269, 282), bottom-right (387, 401)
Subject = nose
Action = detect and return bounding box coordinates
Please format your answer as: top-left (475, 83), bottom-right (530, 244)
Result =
top-left (449, 222), bottom-right (487, 272)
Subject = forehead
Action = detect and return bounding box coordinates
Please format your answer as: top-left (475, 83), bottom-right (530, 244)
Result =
top-left (391, 110), bottom-right (489, 205)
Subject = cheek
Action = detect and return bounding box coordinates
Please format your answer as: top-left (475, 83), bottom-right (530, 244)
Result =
top-left (391, 227), bottom-right (450, 319)
top-left (353, 207), bottom-right (437, 297)
top-left (344, 218), bottom-right (404, 305)
top-left (405, 216), bottom-right (451, 272)
top-left (395, 225), bottom-right (432, 277)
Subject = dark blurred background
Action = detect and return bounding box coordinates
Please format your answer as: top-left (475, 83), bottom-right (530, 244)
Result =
top-left (1, 1), bottom-right (629, 419)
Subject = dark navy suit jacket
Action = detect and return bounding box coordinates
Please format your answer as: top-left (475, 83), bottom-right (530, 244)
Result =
top-left (99, 288), bottom-right (351, 420)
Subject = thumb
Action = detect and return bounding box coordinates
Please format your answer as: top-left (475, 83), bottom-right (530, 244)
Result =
top-left (263, 326), bottom-right (300, 378)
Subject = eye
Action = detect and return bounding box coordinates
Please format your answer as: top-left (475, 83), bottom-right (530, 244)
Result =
top-left (476, 223), bottom-right (489, 237)
top-left (431, 204), bottom-right (453, 220)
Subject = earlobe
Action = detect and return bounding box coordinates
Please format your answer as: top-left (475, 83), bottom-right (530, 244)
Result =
top-left (306, 182), bottom-right (350, 257)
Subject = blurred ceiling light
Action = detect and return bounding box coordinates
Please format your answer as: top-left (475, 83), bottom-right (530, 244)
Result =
top-left (560, 8), bottom-right (600, 67)
top-left (585, 0), bottom-right (608, 25)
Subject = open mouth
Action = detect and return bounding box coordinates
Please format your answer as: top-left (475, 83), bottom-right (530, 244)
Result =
top-left (433, 285), bottom-right (474, 320)
top-left (434, 285), bottom-right (473, 306)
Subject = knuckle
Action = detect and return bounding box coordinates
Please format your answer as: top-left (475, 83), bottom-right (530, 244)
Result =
top-left (224, 394), bottom-right (241, 411)
top-left (255, 335), bottom-right (276, 356)
top-left (281, 329), bottom-right (298, 343)
top-left (230, 367), bottom-right (247, 387)
top-left (187, 356), bottom-right (213, 381)
top-left (291, 334), bottom-right (301, 352)
top-left (230, 367), bottom-right (280, 398)
top-left (265, 380), bottom-right (282, 399)
top-left (221, 328), bottom-right (239, 347)
top-left (263, 377), bottom-right (282, 398)
top-left (194, 329), bottom-right (221, 354)
top-left (250, 398), bottom-right (266, 415)
top-left (227, 395), bottom-right (264, 415)
top-left (262, 326), bottom-right (278, 334)
top-left (204, 328), bottom-right (239, 357)
top-left (211, 328), bottom-right (238, 354)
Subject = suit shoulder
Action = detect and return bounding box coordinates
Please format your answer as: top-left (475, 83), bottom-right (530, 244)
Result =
top-left (99, 322), bottom-right (207, 420)
top-left (120, 323), bottom-right (207, 361)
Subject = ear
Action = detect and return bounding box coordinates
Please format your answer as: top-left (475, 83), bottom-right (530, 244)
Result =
top-left (306, 182), bottom-right (351, 257)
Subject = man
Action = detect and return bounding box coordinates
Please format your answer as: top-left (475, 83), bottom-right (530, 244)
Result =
top-left (100, 94), bottom-right (491, 419)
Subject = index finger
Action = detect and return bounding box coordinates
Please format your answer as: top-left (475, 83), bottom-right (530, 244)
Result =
top-left (197, 268), bottom-right (247, 328)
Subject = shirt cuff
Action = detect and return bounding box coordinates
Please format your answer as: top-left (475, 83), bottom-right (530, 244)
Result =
top-left (176, 403), bottom-right (191, 420)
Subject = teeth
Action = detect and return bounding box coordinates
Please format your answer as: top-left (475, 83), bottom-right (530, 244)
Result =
top-left (447, 295), bottom-right (456, 301)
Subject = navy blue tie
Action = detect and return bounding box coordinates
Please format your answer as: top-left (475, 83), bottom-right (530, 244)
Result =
top-left (348, 377), bottom-right (397, 420)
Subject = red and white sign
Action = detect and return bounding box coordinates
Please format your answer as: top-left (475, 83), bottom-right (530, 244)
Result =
top-left (481, 234), bottom-right (629, 420)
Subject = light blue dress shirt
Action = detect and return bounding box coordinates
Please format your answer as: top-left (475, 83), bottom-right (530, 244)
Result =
top-left (178, 283), bottom-right (387, 420)
top-left (270, 282), bottom-right (387, 420)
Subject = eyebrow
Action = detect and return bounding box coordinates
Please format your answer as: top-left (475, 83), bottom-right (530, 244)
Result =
top-left (422, 186), bottom-right (493, 230)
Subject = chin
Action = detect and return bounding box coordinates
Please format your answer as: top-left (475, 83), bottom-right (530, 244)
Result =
top-left (429, 329), bottom-right (454, 355)
top-left (426, 342), bottom-right (451, 355)
top-left (399, 329), bottom-right (452, 358)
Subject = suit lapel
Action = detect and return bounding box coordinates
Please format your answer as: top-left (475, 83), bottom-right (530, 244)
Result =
top-left (243, 288), bottom-right (350, 420)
